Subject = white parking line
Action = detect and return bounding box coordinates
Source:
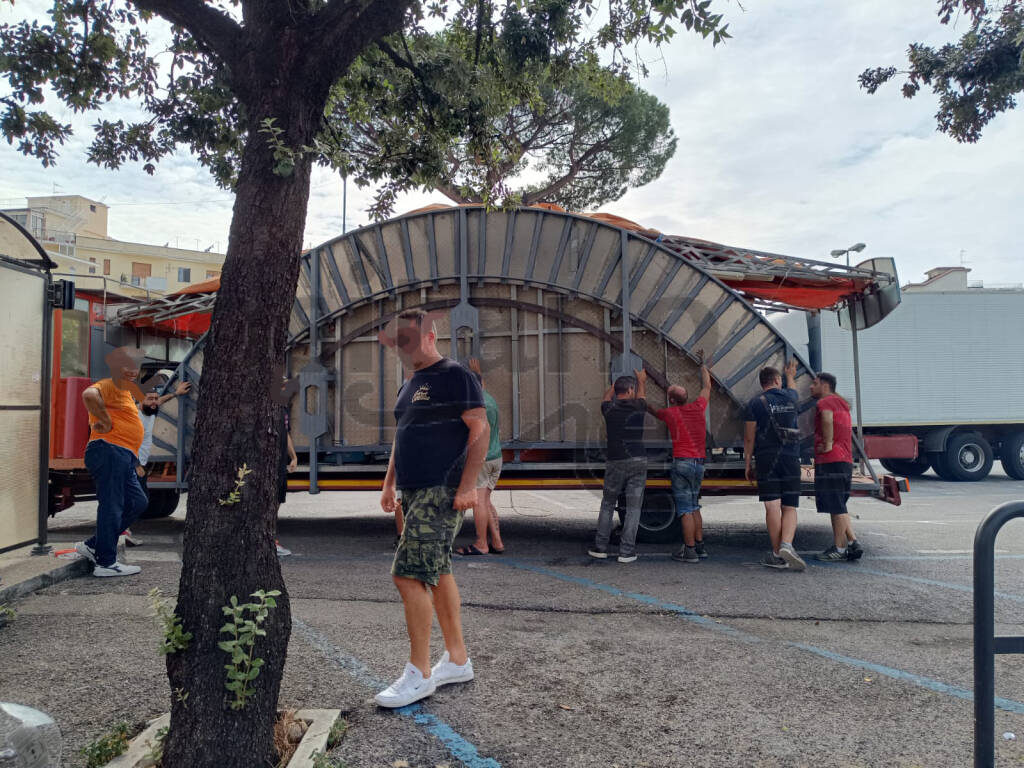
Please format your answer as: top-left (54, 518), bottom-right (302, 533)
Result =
top-left (522, 491), bottom-right (575, 509)
top-left (916, 549), bottom-right (1008, 555)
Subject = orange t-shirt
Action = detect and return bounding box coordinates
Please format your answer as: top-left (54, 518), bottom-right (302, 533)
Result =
top-left (87, 378), bottom-right (144, 456)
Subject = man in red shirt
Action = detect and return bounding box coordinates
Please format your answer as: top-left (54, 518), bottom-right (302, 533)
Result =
top-left (650, 362), bottom-right (712, 563)
top-left (810, 372), bottom-right (863, 562)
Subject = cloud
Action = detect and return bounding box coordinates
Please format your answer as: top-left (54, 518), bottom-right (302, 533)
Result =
top-left (1, 0), bottom-right (1020, 287)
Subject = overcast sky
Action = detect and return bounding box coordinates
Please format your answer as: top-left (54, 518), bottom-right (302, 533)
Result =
top-left (2, 0), bottom-right (1021, 286)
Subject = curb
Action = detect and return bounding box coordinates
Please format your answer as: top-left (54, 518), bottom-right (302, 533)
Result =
top-left (0, 557), bottom-right (91, 607)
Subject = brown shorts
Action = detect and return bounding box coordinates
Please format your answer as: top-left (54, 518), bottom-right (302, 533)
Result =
top-left (476, 458), bottom-right (503, 490)
top-left (391, 486), bottom-right (462, 586)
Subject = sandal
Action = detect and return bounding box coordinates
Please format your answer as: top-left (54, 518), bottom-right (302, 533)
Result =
top-left (490, 547), bottom-right (505, 555)
top-left (456, 545), bottom-right (487, 556)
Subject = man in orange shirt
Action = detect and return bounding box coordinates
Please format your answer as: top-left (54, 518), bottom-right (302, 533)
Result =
top-left (74, 347), bottom-right (148, 577)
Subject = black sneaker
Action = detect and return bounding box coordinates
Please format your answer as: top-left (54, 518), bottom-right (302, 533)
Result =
top-left (588, 547), bottom-right (609, 559)
top-left (671, 546), bottom-right (700, 563)
top-left (694, 541), bottom-right (708, 559)
top-left (846, 540), bottom-right (864, 561)
top-left (816, 545), bottom-right (846, 562)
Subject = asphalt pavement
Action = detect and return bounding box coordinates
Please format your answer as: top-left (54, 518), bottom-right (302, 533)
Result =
top-left (3, 466), bottom-right (1024, 766)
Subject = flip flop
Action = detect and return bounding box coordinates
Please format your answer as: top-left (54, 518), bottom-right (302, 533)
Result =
top-left (490, 547), bottom-right (505, 555)
top-left (456, 545), bottom-right (487, 556)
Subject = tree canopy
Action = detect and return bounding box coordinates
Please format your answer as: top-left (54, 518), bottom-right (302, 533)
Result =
top-left (860, 0), bottom-right (1024, 142)
top-left (328, 37), bottom-right (677, 215)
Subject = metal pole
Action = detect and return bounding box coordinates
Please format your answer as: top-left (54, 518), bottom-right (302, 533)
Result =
top-left (806, 311), bottom-right (822, 373)
top-left (34, 273), bottom-right (54, 554)
top-left (342, 176), bottom-right (347, 235)
top-left (308, 249), bottom-right (320, 494)
top-left (974, 506), bottom-right (998, 768)
top-left (850, 301), bottom-right (865, 449)
top-left (973, 501), bottom-right (1024, 767)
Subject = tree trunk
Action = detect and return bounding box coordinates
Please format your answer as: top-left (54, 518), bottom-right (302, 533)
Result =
top-left (161, 73), bottom-right (321, 768)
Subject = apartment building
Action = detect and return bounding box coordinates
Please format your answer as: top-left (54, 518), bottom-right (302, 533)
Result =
top-left (2, 195), bottom-right (225, 297)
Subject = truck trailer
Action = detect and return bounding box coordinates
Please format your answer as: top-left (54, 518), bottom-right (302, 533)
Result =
top-left (772, 266), bottom-right (1024, 482)
top-left (114, 205), bottom-right (906, 540)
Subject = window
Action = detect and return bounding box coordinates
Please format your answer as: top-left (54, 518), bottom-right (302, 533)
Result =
top-left (206, 270), bottom-right (221, 279)
top-left (178, 267), bottom-right (191, 283)
top-left (59, 310), bottom-right (90, 378)
top-left (89, 204), bottom-right (97, 213)
top-left (88, 257), bottom-right (96, 275)
top-left (103, 259), bottom-right (110, 276)
top-left (131, 262), bottom-right (151, 286)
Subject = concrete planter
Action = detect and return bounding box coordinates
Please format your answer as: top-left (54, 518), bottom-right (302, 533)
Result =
top-left (105, 709), bottom-right (341, 768)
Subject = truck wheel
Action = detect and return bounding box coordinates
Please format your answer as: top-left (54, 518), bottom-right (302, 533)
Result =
top-left (937, 432), bottom-right (994, 482)
top-left (880, 457), bottom-right (930, 477)
top-left (142, 489), bottom-right (180, 519)
top-left (636, 490), bottom-right (681, 544)
top-left (1000, 432), bottom-right (1024, 480)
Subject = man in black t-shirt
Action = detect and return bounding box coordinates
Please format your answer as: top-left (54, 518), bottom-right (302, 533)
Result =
top-left (374, 309), bottom-right (489, 709)
top-left (743, 359), bottom-right (806, 571)
top-left (590, 368), bottom-right (649, 563)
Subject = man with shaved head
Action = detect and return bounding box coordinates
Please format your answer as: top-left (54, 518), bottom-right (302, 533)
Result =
top-left (650, 361), bottom-right (712, 563)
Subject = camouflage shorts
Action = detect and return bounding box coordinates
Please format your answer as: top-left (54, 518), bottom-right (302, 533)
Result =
top-left (391, 485), bottom-right (463, 587)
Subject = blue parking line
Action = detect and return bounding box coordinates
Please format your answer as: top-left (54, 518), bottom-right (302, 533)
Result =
top-left (499, 559), bottom-right (1024, 715)
top-left (293, 618), bottom-right (501, 768)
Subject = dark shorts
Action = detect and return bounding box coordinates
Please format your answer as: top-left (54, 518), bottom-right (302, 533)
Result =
top-left (755, 452), bottom-right (801, 508)
top-left (815, 462), bottom-right (852, 515)
top-left (391, 486), bottom-right (462, 587)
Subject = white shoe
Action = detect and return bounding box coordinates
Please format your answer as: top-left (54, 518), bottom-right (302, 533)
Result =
top-left (431, 652), bottom-right (474, 687)
top-left (778, 543), bottom-right (806, 572)
top-left (374, 663), bottom-right (436, 708)
top-left (75, 541), bottom-right (97, 564)
top-left (93, 562), bottom-right (142, 578)
top-left (617, 554), bottom-right (638, 563)
top-left (276, 543), bottom-right (292, 557)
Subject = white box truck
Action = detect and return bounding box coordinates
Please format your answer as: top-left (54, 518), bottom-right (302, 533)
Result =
top-left (773, 266), bottom-right (1024, 481)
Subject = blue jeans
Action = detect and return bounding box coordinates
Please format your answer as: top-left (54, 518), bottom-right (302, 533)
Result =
top-left (670, 458), bottom-right (704, 516)
top-left (84, 440), bottom-right (148, 567)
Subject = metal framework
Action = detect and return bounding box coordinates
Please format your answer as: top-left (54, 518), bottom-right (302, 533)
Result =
top-left (137, 206), bottom-right (902, 510)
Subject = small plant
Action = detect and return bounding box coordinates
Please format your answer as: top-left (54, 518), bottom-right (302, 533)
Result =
top-left (143, 725), bottom-right (169, 765)
top-left (311, 751), bottom-right (348, 768)
top-left (218, 463), bottom-right (253, 506)
top-left (148, 588), bottom-right (192, 655)
top-left (0, 603), bottom-right (14, 625)
top-left (80, 721), bottom-right (131, 768)
top-left (219, 589), bottom-right (281, 710)
top-left (326, 717), bottom-right (349, 749)
top-left (174, 687), bottom-right (189, 707)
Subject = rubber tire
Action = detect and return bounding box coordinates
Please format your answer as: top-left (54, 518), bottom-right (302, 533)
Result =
top-left (1000, 431), bottom-right (1024, 480)
top-left (636, 490), bottom-right (682, 544)
top-left (936, 432), bottom-right (994, 482)
top-left (142, 489), bottom-right (180, 519)
top-left (880, 456), bottom-right (930, 477)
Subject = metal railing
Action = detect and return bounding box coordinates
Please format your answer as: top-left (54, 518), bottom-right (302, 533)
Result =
top-left (974, 500), bottom-right (1024, 766)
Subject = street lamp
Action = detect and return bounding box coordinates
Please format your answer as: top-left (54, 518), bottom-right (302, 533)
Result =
top-left (830, 242), bottom-right (867, 267)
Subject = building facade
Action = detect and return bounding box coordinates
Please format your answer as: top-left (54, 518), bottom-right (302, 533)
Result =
top-left (2, 195), bottom-right (225, 298)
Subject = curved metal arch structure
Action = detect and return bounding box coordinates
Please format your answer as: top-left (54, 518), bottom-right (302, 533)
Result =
top-left (291, 205), bottom-right (816, 414)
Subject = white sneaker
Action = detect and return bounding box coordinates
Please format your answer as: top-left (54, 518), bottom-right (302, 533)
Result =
top-left (374, 663), bottom-right (436, 708)
top-left (431, 651), bottom-right (474, 687)
top-left (617, 554), bottom-right (638, 563)
top-left (778, 543), bottom-right (806, 572)
top-left (276, 543), bottom-right (292, 557)
top-left (75, 541), bottom-right (97, 563)
top-left (93, 561), bottom-right (142, 578)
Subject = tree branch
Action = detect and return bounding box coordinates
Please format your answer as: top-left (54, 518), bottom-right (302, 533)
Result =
top-left (307, 0), bottom-right (412, 84)
top-left (131, 0), bottom-right (242, 70)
